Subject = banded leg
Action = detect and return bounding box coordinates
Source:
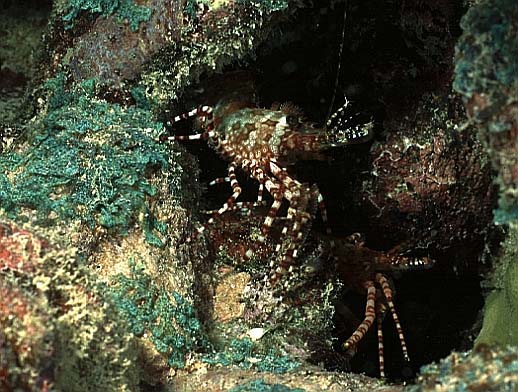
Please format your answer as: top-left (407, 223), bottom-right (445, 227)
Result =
top-left (266, 162), bottom-right (321, 286)
top-left (265, 169), bottom-right (304, 283)
top-left (271, 185), bottom-right (318, 287)
top-left (209, 177), bottom-right (230, 186)
top-left (343, 280), bottom-right (377, 354)
top-left (376, 303), bottom-right (386, 378)
top-left (167, 105), bottom-right (216, 141)
top-left (376, 273), bottom-right (410, 362)
top-left (268, 160), bottom-right (307, 243)
top-left (196, 163), bottom-right (242, 237)
top-left (270, 161), bottom-right (334, 240)
top-left (202, 200), bottom-right (268, 215)
top-left (271, 211), bottom-right (313, 287)
top-left (261, 177), bottom-right (285, 241)
top-left (253, 167), bottom-right (266, 203)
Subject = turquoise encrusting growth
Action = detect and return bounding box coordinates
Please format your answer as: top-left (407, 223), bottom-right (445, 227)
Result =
top-left (453, 0), bottom-right (518, 350)
top-left (0, 222), bottom-right (140, 391)
top-left (453, 0), bottom-right (518, 224)
top-left (229, 379), bottom-right (305, 392)
top-left (453, 0), bottom-right (518, 103)
top-left (62, 0), bottom-right (152, 31)
top-left (109, 261), bottom-right (300, 372)
top-left (0, 74), bottom-right (173, 246)
top-left (110, 261), bottom-right (208, 368)
top-left (203, 338), bottom-right (300, 373)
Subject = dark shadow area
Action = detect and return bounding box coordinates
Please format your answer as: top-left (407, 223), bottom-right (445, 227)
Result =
top-left (0, 0), bottom-right (52, 126)
top-left (170, 0), bottom-right (495, 382)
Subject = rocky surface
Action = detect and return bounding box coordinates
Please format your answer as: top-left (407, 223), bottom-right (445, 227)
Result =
top-left (1, 0), bottom-right (517, 391)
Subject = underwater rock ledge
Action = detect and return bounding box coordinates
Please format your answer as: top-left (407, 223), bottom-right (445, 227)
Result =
top-left (1, 0), bottom-right (518, 391)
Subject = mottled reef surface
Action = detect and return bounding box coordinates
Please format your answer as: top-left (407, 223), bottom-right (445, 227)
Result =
top-left (0, 0), bottom-right (517, 391)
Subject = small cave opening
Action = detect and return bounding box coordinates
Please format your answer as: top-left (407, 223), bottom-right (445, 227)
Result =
top-left (173, 0), bottom-right (494, 382)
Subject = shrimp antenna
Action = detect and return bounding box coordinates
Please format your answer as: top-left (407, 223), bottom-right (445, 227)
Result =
top-left (326, 0), bottom-right (349, 123)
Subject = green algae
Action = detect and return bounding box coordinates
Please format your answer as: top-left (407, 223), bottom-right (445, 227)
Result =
top-left (62, 0), bottom-right (152, 32)
top-left (140, 0), bottom-right (295, 109)
top-left (203, 337), bottom-right (300, 374)
top-left (110, 261), bottom-right (209, 368)
top-left (476, 223), bottom-right (518, 347)
top-left (0, 222), bottom-right (140, 391)
top-left (109, 261), bottom-right (300, 372)
top-left (229, 379), bottom-right (305, 392)
top-left (454, 0), bottom-right (518, 101)
top-left (0, 74), bottom-right (175, 245)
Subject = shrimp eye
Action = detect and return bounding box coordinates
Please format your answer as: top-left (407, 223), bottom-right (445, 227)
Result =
top-left (286, 115), bottom-right (299, 126)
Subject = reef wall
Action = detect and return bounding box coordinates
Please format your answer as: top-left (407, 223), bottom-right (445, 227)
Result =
top-left (1, 0), bottom-right (517, 391)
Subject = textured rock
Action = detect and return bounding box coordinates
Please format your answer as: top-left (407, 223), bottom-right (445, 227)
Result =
top-left (453, 0), bottom-right (518, 348)
top-left (356, 94), bottom-right (494, 261)
top-left (407, 345), bottom-right (518, 392)
top-left (0, 220), bottom-right (140, 391)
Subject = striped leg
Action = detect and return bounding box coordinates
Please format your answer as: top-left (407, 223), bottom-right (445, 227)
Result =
top-left (376, 302), bottom-right (387, 378)
top-left (271, 185), bottom-right (319, 287)
top-left (167, 105), bottom-right (216, 141)
top-left (168, 105), bottom-right (214, 126)
top-left (272, 210), bottom-right (313, 287)
top-left (201, 200), bottom-right (268, 215)
top-left (376, 273), bottom-right (410, 362)
top-left (268, 161), bottom-right (306, 240)
top-left (261, 177), bottom-right (285, 241)
top-left (268, 162), bottom-right (302, 238)
top-left (266, 162), bottom-right (322, 286)
top-left (197, 163), bottom-right (242, 236)
top-left (208, 177), bottom-right (230, 186)
top-left (253, 167), bottom-right (266, 203)
top-left (269, 161), bottom-right (333, 240)
top-left (343, 280), bottom-right (377, 354)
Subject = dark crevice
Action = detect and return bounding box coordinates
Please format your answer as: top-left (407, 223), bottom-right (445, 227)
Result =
top-left (170, 0), bottom-right (493, 382)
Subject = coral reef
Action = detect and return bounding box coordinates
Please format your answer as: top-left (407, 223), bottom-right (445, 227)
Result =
top-left (206, 208), bottom-right (342, 369)
top-left (0, 1), bottom-right (51, 125)
top-left (356, 94), bottom-right (494, 260)
top-left (476, 222), bottom-right (518, 347)
top-left (453, 0), bottom-right (518, 224)
top-left (453, 0), bottom-right (518, 348)
top-left (0, 279), bottom-right (53, 390)
top-left (407, 344), bottom-right (518, 392)
top-left (0, 74), bottom-right (176, 245)
top-left (228, 379), bottom-right (305, 392)
top-left (60, 0), bottom-right (152, 31)
top-left (2, 0), bottom-right (516, 390)
top-left (42, 0), bottom-right (303, 111)
top-left (110, 261), bottom-right (208, 369)
top-left (172, 366), bottom-right (398, 392)
top-left (0, 220), bottom-right (140, 391)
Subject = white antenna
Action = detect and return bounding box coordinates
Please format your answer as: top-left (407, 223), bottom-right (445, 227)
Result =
top-left (326, 0), bottom-right (348, 123)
